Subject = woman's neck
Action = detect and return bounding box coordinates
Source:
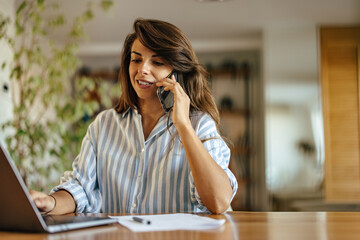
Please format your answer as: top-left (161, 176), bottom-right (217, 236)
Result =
top-left (138, 98), bottom-right (165, 140)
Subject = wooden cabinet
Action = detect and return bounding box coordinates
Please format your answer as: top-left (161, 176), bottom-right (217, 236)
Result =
top-left (321, 27), bottom-right (360, 202)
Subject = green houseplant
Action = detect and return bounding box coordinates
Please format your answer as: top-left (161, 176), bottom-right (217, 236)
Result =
top-left (0, 0), bottom-right (115, 191)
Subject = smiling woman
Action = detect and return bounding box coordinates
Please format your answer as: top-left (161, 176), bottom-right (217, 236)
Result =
top-left (29, 18), bottom-right (238, 215)
top-left (128, 39), bottom-right (173, 106)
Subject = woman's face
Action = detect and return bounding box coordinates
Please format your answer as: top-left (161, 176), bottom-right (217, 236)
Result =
top-left (129, 38), bottom-right (173, 103)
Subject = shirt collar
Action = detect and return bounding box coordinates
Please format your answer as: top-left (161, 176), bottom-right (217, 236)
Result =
top-left (121, 107), bottom-right (131, 118)
top-left (121, 107), bottom-right (135, 118)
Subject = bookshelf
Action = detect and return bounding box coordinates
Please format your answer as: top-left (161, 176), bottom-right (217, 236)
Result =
top-left (206, 62), bottom-right (252, 210)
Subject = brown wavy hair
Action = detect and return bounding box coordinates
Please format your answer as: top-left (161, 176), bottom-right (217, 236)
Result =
top-left (115, 18), bottom-right (220, 129)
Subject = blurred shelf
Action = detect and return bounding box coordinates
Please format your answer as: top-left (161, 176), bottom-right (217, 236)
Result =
top-left (207, 64), bottom-right (250, 80)
top-left (219, 108), bottom-right (250, 117)
top-left (208, 68), bottom-right (242, 77)
top-left (89, 71), bottom-right (118, 81)
top-left (78, 67), bottom-right (119, 82)
top-left (207, 62), bottom-right (252, 211)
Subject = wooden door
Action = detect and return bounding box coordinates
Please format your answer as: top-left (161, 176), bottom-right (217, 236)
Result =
top-left (321, 27), bottom-right (360, 201)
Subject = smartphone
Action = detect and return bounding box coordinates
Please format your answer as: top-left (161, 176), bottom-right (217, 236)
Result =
top-left (157, 70), bottom-right (178, 113)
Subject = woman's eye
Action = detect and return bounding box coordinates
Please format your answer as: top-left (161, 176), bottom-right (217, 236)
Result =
top-left (153, 61), bottom-right (164, 66)
top-left (131, 59), bottom-right (141, 63)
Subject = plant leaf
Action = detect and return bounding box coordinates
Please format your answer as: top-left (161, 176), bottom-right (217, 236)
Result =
top-left (16, 1), bottom-right (27, 15)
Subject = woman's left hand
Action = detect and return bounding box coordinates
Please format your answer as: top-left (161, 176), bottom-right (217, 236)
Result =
top-left (156, 74), bottom-right (191, 130)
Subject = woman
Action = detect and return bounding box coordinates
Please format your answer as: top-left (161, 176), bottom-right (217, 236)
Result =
top-left (30, 18), bottom-right (238, 214)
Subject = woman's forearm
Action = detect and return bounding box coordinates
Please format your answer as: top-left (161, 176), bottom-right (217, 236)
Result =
top-left (50, 190), bottom-right (76, 215)
top-left (177, 124), bottom-right (233, 214)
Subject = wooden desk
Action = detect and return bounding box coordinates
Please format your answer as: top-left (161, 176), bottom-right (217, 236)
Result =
top-left (1, 211), bottom-right (360, 240)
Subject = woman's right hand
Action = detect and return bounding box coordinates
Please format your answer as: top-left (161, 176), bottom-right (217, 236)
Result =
top-left (29, 190), bottom-right (56, 214)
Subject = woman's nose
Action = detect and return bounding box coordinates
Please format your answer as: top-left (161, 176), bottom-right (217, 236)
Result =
top-left (138, 61), bottom-right (150, 75)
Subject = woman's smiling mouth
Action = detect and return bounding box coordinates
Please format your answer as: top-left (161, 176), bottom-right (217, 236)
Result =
top-left (137, 79), bottom-right (154, 88)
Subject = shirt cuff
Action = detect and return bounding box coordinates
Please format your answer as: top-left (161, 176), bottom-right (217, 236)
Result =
top-left (50, 181), bottom-right (88, 213)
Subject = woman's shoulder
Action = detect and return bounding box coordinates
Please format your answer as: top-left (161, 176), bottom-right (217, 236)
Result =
top-left (191, 111), bottom-right (214, 122)
top-left (92, 108), bottom-right (120, 125)
top-left (191, 111), bottom-right (217, 130)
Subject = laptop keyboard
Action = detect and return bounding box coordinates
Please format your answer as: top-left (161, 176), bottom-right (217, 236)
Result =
top-left (42, 215), bottom-right (107, 226)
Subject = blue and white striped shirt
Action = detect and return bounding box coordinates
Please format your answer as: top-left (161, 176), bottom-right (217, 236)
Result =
top-left (52, 108), bottom-right (238, 213)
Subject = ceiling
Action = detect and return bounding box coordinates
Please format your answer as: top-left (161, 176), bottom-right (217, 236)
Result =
top-left (46, 0), bottom-right (360, 53)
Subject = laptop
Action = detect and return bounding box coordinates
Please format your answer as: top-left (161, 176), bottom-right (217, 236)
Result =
top-left (0, 142), bottom-right (118, 233)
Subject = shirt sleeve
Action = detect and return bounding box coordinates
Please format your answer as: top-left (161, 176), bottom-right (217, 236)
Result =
top-left (188, 113), bottom-right (238, 211)
top-left (50, 119), bottom-right (102, 213)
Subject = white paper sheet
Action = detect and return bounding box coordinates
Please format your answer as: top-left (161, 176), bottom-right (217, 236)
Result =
top-left (110, 213), bottom-right (226, 232)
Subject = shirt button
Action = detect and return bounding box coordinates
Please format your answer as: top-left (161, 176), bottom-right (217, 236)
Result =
top-left (132, 203), bottom-right (136, 208)
top-left (141, 148), bottom-right (145, 152)
top-left (138, 173), bottom-right (141, 178)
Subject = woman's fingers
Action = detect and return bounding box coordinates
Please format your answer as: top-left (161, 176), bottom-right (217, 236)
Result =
top-left (156, 75), bottom-right (177, 91)
top-left (29, 190), bottom-right (55, 213)
top-left (157, 74), bottom-right (188, 99)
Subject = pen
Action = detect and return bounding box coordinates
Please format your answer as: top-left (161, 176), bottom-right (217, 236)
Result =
top-left (132, 216), bottom-right (151, 225)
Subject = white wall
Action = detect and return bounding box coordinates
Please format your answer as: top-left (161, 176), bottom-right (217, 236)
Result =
top-left (0, 0), bottom-right (15, 145)
top-left (266, 105), bottom-right (323, 193)
top-left (263, 22), bottom-right (324, 195)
